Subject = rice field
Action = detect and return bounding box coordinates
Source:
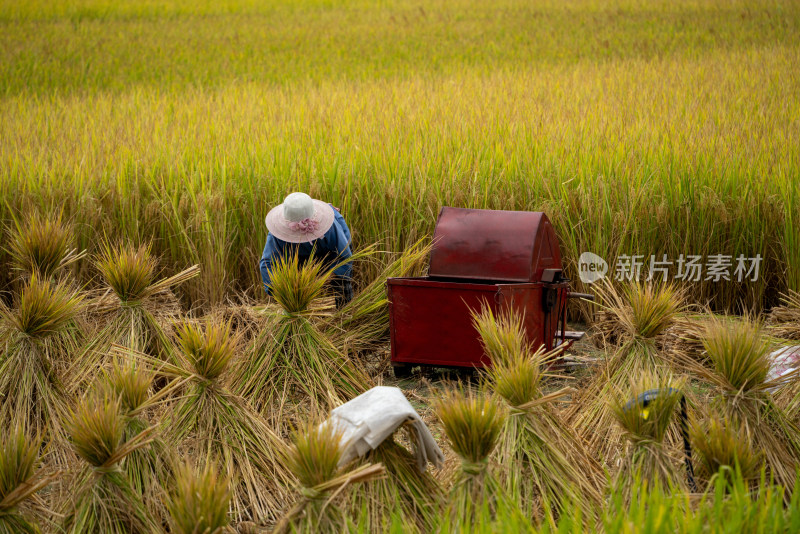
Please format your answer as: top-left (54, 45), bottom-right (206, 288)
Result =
top-left (3, 0), bottom-right (800, 532)
top-left (1, 0), bottom-right (799, 311)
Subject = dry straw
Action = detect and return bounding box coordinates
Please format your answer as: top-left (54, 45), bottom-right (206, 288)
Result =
top-left (0, 275), bottom-right (84, 456)
top-left (234, 252), bottom-right (370, 428)
top-left (167, 460), bottom-right (234, 534)
top-left (568, 280), bottom-right (686, 466)
top-left (4, 213), bottom-right (85, 281)
top-left (0, 428), bottom-right (59, 534)
top-left (767, 290), bottom-right (800, 340)
top-left (610, 372), bottom-right (688, 498)
top-left (435, 387), bottom-right (525, 531)
top-left (61, 391), bottom-right (160, 534)
top-left (678, 317), bottom-right (800, 498)
top-left (473, 305), bottom-right (605, 524)
top-left (89, 242), bottom-right (199, 358)
top-left (689, 410), bottom-right (764, 489)
top-left (275, 422), bottom-right (384, 534)
top-left (346, 423), bottom-right (444, 533)
top-left (325, 239), bottom-right (431, 355)
top-left (114, 318), bottom-right (294, 523)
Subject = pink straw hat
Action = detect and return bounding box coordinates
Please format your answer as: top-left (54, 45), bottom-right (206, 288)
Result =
top-left (264, 192), bottom-right (336, 243)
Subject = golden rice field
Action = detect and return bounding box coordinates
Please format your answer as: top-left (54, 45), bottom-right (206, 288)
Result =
top-left (1, 0), bottom-right (799, 311)
top-left (3, 1), bottom-right (800, 533)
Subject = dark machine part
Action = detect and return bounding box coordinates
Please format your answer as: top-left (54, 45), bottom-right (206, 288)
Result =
top-left (624, 388), bottom-right (697, 492)
top-left (387, 207), bottom-right (586, 376)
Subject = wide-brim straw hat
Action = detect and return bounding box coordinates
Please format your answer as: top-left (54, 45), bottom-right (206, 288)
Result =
top-left (265, 192), bottom-right (336, 243)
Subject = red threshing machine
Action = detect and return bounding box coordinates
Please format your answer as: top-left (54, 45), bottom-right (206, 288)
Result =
top-left (386, 207), bottom-right (588, 377)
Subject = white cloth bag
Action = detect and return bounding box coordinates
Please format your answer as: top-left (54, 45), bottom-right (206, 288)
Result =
top-left (323, 386), bottom-right (444, 472)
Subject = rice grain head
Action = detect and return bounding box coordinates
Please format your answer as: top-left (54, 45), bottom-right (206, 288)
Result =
top-left (268, 251), bottom-right (331, 315)
top-left (702, 317), bottom-right (771, 393)
top-left (167, 460), bottom-right (232, 534)
top-left (611, 373), bottom-right (685, 445)
top-left (176, 319), bottom-right (236, 381)
top-left (435, 388), bottom-right (505, 466)
top-left (593, 280), bottom-right (684, 345)
top-left (287, 421), bottom-right (343, 489)
top-left (471, 304), bottom-right (531, 368)
top-left (487, 349), bottom-right (542, 408)
top-left (96, 243), bottom-right (158, 303)
top-left (67, 392), bottom-right (124, 468)
top-left (104, 362), bottom-right (153, 416)
top-left (5, 213), bottom-right (79, 279)
top-left (689, 413), bottom-right (764, 484)
top-left (3, 274), bottom-right (83, 339)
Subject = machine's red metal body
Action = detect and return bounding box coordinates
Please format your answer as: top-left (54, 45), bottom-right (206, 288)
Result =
top-left (387, 207), bottom-right (574, 371)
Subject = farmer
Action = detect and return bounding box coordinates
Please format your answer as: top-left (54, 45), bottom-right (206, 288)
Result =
top-left (260, 192), bottom-right (353, 307)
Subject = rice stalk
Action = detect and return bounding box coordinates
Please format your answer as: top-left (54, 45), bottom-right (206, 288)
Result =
top-left (87, 242), bottom-right (199, 360)
top-left (113, 318), bottom-right (294, 523)
top-left (677, 317), bottom-right (800, 498)
top-left (610, 372), bottom-right (688, 499)
top-left (568, 280), bottom-right (686, 467)
top-left (234, 252), bottom-right (371, 429)
top-left (101, 361), bottom-right (172, 522)
top-left (486, 348), bottom-right (605, 525)
top-left (435, 388), bottom-right (524, 531)
top-left (62, 392), bottom-right (161, 534)
top-left (275, 421), bottom-right (384, 534)
top-left (4, 212), bottom-right (85, 281)
top-left (0, 275), bottom-right (84, 456)
top-left (767, 290), bottom-right (800, 340)
top-left (325, 239), bottom-right (432, 355)
top-left (0, 428), bottom-right (59, 534)
top-left (688, 411), bottom-right (764, 489)
top-left (167, 460), bottom-right (233, 534)
top-left (346, 424), bottom-right (443, 533)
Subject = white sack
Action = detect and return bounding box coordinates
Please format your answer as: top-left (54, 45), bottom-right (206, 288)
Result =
top-left (323, 386), bottom-right (444, 472)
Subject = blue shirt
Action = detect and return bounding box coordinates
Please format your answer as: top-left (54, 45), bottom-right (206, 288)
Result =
top-left (259, 205), bottom-right (353, 294)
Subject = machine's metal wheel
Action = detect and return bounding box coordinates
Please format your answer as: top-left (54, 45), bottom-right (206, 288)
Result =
top-left (392, 363), bottom-right (412, 379)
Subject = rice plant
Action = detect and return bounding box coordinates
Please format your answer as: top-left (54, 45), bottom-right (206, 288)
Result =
top-left (434, 388), bottom-right (525, 531)
top-left (347, 424), bottom-right (444, 533)
top-left (61, 391), bottom-right (160, 534)
top-left (89, 242), bottom-right (199, 358)
top-left (767, 290), bottom-right (800, 340)
top-left (325, 239), bottom-right (431, 355)
top-left (100, 361), bottom-right (172, 521)
top-left (275, 422), bottom-right (384, 534)
top-left (689, 411), bottom-right (764, 488)
top-left (568, 281), bottom-right (686, 466)
top-left (471, 305), bottom-right (531, 368)
top-left (610, 373), bottom-right (688, 498)
top-left (234, 252), bottom-right (371, 427)
top-left (680, 317), bottom-right (800, 497)
top-left (589, 280), bottom-right (684, 349)
top-left (486, 348), bottom-right (605, 524)
top-left (4, 212), bottom-right (85, 282)
top-left (167, 460), bottom-right (233, 534)
top-left (0, 428), bottom-right (59, 534)
top-left (471, 303), bottom-right (605, 523)
top-left (0, 275), bottom-right (84, 455)
top-left (115, 318), bottom-right (294, 523)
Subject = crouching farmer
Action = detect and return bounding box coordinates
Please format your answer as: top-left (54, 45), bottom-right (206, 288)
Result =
top-left (260, 192), bottom-right (353, 307)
